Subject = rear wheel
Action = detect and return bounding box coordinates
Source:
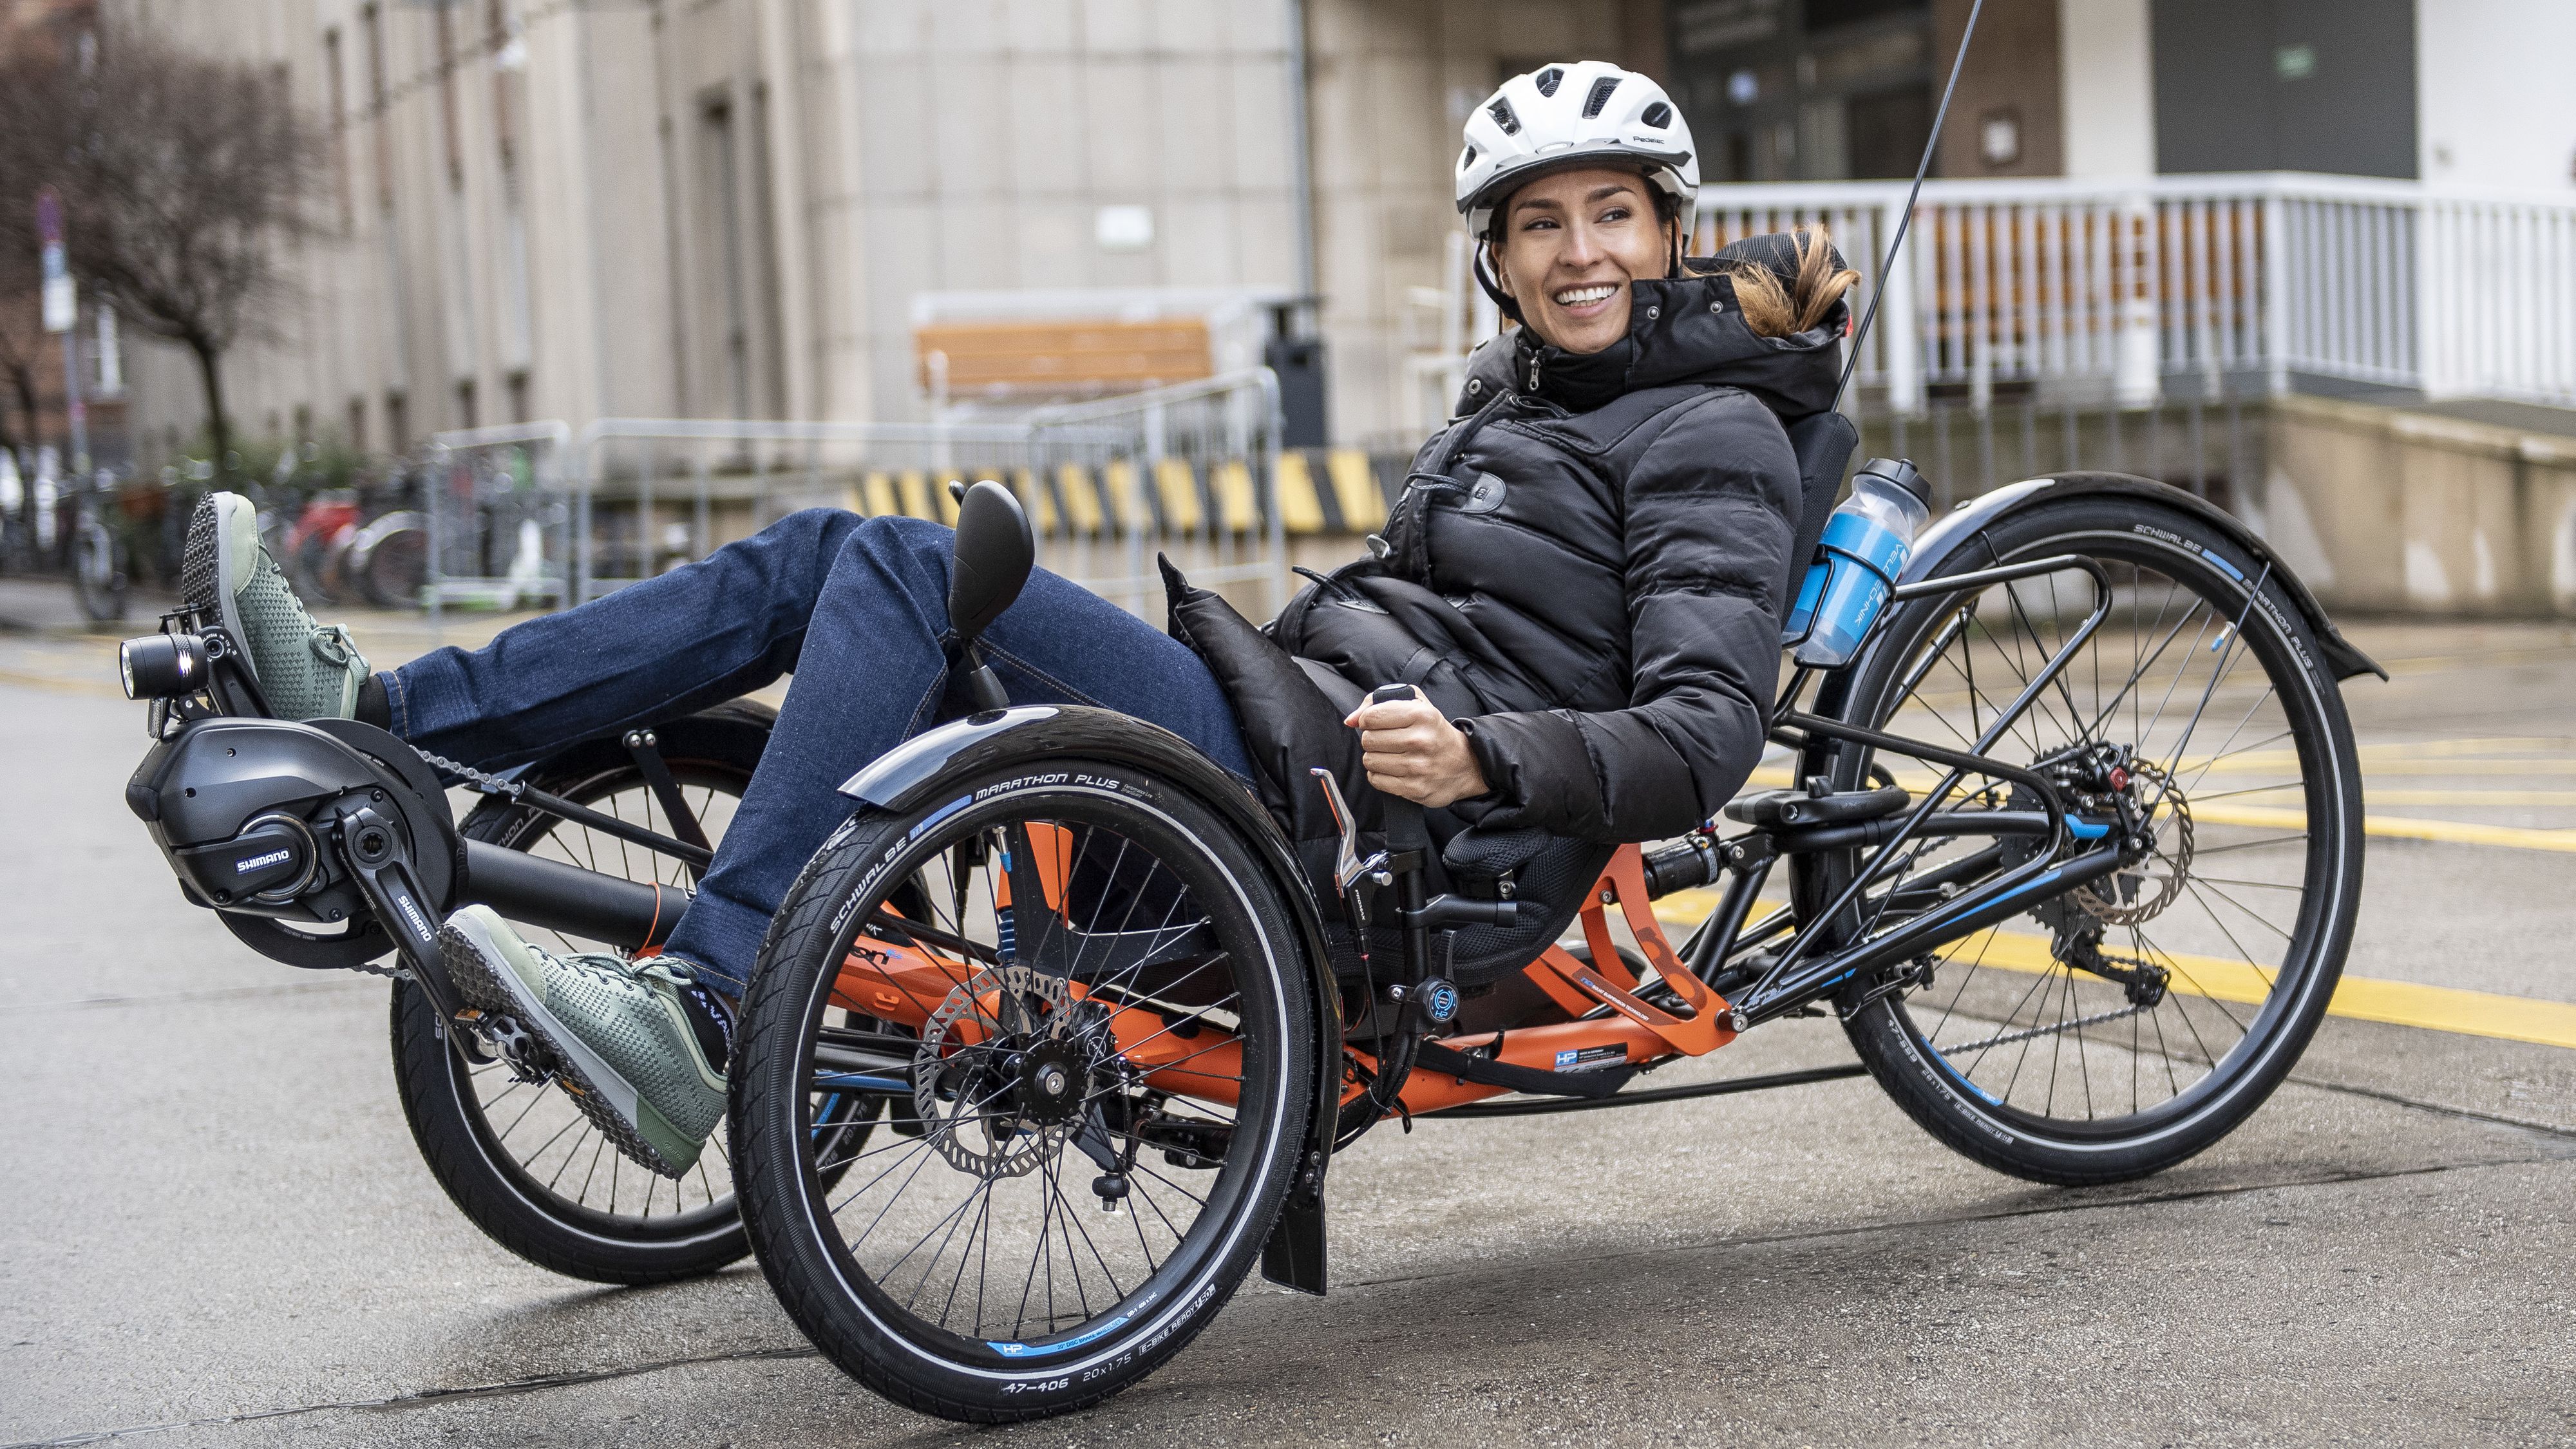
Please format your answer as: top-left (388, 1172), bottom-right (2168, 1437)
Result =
top-left (732, 757), bottom-right (1312, 1421)
top-left (390, 702), bottom-right (804, 1282)
top-left (1816, 493), bottom-right (2364, 1185)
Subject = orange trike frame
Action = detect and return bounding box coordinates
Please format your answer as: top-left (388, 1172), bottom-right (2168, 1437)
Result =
top-left (822, 838), bottom-right (1732, 1124)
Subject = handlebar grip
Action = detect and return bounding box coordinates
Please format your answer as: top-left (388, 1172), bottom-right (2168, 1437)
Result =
top-left (1364, 684), bottom-right (1434, 857)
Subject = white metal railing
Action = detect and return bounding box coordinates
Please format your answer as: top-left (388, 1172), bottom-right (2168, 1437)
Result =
top-left (1705, 172), bottom-right (2575, 410)
top-left (1410, 173), bottom-right (2576, 415)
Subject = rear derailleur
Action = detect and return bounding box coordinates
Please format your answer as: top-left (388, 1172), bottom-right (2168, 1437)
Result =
top-left (2043, 914), bottom-right (2170, 1008)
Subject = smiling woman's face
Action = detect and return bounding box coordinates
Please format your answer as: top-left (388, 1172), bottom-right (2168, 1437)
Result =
top-left (1491, 167), bottom-right (1674, 355)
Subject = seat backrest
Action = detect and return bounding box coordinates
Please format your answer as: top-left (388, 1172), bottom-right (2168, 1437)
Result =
top-left (1777, 410), bottom-right (1859, 618)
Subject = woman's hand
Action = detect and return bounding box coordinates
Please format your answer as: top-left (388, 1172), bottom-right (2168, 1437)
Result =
top-left (1345, 693), bottom-right (1490, 809)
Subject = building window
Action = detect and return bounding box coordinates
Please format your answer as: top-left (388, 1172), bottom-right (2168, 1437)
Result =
top-left (385, 390), bottom-right (408, 453)
top-left (506, 370), bottom-right (530, 424)
top-left (489, 0), bottom-right (520, 188)
top-left (435, 2), bottom-right (462, 189)
top-left (348, 396), bottom-right (367, 455)
top-left (363, 4), bottom-right (392, 212)
top-left (455, 379), bottom-right (477, 431)
top-left (323, 28), bottom-right (351, 230)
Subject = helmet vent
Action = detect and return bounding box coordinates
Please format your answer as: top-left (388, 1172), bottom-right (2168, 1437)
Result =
top-left (1533, 66), bottom-right (1563, 97)
top-left (1460, 144), bottom-right (1478, 169)
top-left (1582, 76), bottom-right (1621, 118)
top-left (1487, 97), bottom-right (1520, 135)
top-left (1640, 100), bottom-right (1672, 129)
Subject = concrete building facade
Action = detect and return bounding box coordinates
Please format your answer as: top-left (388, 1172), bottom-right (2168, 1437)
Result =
top-left (106, 0), bottom-right (2576, 469)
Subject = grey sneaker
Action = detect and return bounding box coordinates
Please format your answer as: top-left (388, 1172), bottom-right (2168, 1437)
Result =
top-left (439, 905), bottom-right (728, 1177)
top-left (180, 491), bottom-right (370, 720)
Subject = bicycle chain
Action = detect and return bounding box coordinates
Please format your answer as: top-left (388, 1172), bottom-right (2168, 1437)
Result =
top-left (409, 746), bottom-right (528, 802)
top-left (1933, 999), bottom-right (2155, 1057)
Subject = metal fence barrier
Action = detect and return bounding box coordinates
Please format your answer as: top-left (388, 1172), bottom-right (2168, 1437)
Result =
top-left (422, 370), bottom-right (1296, 623)
top-left (422, 421), bottom-right (573, 628)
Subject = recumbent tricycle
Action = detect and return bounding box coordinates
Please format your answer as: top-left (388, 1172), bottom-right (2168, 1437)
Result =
top-left (118, 449), bottom-right (2372, 1421)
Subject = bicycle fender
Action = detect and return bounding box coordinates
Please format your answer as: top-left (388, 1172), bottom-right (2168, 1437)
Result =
top-left (841, 705), bottom-right (1347, 1293)
top-left (1900, 471), bottom-right (2384, 683)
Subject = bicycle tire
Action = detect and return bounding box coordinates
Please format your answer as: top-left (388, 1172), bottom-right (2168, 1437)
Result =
top-left (350, 513), bottom-right (428, 610)
top-left (389, 701), bottom-right (783, 1283)
top-left (71, 518), bottom-right (128, 623)
top-left (732, 754), bottom-right (1313, 1421)
top-left (1814, 491), bottom-right (2363, 1185)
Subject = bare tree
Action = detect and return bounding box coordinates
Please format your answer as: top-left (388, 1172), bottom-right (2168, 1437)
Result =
top-left (0, 52), bottom-right (57, 470)
top-left (1, 23), bottom-right (323, 474)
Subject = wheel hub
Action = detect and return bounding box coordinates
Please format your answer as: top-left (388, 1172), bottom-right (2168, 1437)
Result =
top-left (2077, 757), bottom-right (2194, 926)
top-left (1013, 1040), bottom-right (1089, 1126)
top-left (914, 963), bottom-right (1088, 1179)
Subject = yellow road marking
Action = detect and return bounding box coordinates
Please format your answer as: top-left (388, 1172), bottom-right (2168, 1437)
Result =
top-left (2188, 803), bottom-right (2576, 854)
top-left (1647, 895), bottom-right (2576, 1050)
top-left (2191, 784), bottom-right (2576, 805)
top-left (2193, 758), bottom-right (2576, 775)
top-left (1934, 926), bottom-right (2576, 1051)
top-left (1751, 752), bottom-right (2576, 852)
top-left (0, 666), bottom-right (125, 698)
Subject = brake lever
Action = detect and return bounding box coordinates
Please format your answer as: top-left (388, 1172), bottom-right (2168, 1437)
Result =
top-left (1309, 768), bottom-right (1392, 900)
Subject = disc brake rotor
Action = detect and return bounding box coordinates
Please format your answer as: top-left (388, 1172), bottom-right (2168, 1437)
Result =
top-left (914, 963), bottom-right (1081, 1179)
top-left (2077, 759), bottom-right (2195, 926)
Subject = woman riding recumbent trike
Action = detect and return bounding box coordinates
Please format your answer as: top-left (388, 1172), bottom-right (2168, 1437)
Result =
top-left (111, 56), bottom-right (2376, 1421)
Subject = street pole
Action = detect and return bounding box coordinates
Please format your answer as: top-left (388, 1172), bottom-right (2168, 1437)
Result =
top-left (37, 189), bottom-right (88, 478)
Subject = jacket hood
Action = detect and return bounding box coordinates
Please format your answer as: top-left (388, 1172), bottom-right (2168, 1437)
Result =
top-left (1458, 247), bottom-right (1849, 418)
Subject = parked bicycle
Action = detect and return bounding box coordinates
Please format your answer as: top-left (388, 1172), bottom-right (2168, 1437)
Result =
top-left (69, 468), bottom-right (129, 623)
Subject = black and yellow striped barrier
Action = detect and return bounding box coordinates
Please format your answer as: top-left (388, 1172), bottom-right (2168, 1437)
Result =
top-left (840, 451), bottom-right (1406, 538)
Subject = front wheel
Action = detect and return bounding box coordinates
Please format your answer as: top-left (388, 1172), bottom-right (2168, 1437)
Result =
top-left (732, 755), bottom-right (1313, 1422)
top-left (1816, 491), bottom-right (2365, 1186)
top-left (390, 703), bottom-right (775, 1283)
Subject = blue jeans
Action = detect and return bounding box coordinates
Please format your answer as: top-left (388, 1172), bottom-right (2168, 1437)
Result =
top-left (383, 511), bottom-right (1253, 992)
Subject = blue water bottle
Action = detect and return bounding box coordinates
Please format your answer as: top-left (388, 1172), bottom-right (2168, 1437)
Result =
top-left (1784, 458), bottom-right (1933, 668)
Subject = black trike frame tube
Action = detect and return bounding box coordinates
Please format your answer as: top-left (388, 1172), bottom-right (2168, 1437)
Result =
top-left (1705, 551), bottom-right (2119, 1025)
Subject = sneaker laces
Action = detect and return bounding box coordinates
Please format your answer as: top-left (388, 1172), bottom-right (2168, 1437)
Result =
top-left (659, 960), bottom-right (736, 1074)
top-left (309, 623), bottom-right (359, 668)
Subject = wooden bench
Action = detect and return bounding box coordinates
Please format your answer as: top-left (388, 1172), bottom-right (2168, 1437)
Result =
top-left (916, 318), bottom-right (1214, 396)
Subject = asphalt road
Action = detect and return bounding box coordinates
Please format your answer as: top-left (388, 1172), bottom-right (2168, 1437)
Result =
top-left (4, 603), bottom-right (2574, 1448)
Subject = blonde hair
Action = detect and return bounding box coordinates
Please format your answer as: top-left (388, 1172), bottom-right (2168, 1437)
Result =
top-left (1711, 227), bottom-right (1861, 338)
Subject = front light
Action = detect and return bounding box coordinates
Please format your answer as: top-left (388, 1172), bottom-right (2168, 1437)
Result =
top-left (118, 633), bottom-right (208, 701)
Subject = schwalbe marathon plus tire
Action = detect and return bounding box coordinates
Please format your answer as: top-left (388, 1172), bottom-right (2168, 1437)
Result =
top-left (732, 757), bottom-right (1314, 1422)
top-left (388, 702), bottom-right (773, 1283)
top-left (1817, 494), bottom-right (2364, 1186)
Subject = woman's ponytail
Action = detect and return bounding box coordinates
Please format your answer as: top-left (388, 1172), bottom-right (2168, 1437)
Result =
top-left (1719, 228), bottom-right (1861, 338)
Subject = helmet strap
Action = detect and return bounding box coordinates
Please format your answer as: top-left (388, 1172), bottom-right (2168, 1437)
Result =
top-left (1472, 241), bottom-right (1522, 323)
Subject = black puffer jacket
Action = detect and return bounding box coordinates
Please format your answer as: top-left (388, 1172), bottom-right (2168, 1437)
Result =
top-left (1165, 241), bottom-right (1848, 978)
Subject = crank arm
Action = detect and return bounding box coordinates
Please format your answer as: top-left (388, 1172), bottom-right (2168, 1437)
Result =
top-left (335, 805), bottom-right (469, 1027)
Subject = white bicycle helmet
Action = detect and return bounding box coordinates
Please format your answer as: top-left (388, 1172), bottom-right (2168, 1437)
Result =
top-left (1455, 61), bottom-right (1700, 241)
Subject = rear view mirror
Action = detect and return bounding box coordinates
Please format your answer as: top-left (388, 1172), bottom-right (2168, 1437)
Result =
top-left (946, 479), bottom-right (1034, 647)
